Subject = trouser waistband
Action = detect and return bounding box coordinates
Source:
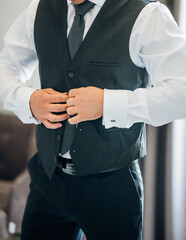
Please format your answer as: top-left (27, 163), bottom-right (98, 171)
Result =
top-left (57, 156), bottom-right (138, 176)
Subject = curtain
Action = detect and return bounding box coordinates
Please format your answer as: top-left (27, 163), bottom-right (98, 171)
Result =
top-left (170, 1), bottom-right (186, 239)
top-left (142, 1), bottom-right (186, 239)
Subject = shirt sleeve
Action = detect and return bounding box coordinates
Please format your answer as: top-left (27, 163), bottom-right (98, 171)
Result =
top-left (0, 0), bottom-right (40, 124)
top-left (103, 2), bottom-right (186, 129)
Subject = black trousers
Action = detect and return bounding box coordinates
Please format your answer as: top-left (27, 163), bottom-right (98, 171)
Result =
top-left (21, 153), bottom-right (143, 240)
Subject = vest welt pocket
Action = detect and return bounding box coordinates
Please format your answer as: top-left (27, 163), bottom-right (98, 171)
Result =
top-left (98, 127), bottom-right (132, 134)
top-left (90, 62), bottom-right (120, 68)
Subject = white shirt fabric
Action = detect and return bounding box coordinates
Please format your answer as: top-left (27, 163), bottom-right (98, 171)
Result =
top-left (0, 0), bottom-right (186, 130)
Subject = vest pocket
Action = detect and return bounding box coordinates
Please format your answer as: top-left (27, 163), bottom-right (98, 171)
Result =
top-left (85, 63), bottom-right (121, 89)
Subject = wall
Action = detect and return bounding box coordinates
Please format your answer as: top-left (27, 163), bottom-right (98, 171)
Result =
top-left (0, 0), bottom-right (39, 114)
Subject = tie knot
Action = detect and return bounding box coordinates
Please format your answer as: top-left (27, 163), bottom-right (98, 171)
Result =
top-left (74, 1), bottom-right (95, 17)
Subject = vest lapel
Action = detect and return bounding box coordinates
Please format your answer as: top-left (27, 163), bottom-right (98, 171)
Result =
top-left (51, 0), bottom-right (72, 63)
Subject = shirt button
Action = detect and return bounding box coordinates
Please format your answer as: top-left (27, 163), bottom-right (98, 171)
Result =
top-left (57, 135), bottom-right (61, 141)
top-left (68, 72), bottom-right (74, 78)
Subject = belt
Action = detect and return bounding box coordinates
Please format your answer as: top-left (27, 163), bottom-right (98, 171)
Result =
top-left (57, 156), bottom-right (77, 175)
top-left (57, 156), bottom-right (133, 176)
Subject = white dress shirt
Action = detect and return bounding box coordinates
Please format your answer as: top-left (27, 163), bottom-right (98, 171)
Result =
top-left (0, 0), bottom-right (186, 130)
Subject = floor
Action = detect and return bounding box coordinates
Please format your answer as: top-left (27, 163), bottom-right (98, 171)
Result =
top-left (8, 235), bottom-right (20, 240)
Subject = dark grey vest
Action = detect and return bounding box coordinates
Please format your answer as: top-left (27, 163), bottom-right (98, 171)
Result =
top-left (34, 0), bottom-right (152, 179)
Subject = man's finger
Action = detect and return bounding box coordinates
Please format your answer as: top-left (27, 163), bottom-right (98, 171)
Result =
top-left (67, 106), bottom-right (77, 116)
top-left (47, 113), bottom-right (70, 123)
top-left (67, 97), bottom-right (75, 106)
top-left (69, 88), bottom-right (80, 97)
top-left (49, 103), bottom-right (68, 113)
top-left (43, 119), bottom-right (62, 129)
top-left (49, 93), bottom-right (69, 104)
top-left (45, 88), bottom-right (67, 95)
top-left (68, 115), bottom-right (81, 125)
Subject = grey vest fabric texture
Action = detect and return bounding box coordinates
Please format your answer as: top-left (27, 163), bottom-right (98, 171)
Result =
top-left (34, 0), bottom-right (154, 179)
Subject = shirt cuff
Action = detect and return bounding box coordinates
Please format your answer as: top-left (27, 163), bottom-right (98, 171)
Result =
top-left (102, 89), bottom-right (129, 129)
top-left (16, 86), bottom-right (40, 124)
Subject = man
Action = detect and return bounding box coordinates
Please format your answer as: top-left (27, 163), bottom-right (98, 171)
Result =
top-left (0, 0), bottom-right (186, 239)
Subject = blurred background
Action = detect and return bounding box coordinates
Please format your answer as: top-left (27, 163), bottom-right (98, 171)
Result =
top-left (0, 0), bottom-right (186, 240)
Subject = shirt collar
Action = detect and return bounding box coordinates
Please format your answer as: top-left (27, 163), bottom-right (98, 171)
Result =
top-left (67, 0), bottom-right (105, 7)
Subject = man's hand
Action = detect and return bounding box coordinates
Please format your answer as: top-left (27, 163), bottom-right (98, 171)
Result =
top-left (29, 88), bottom-right (70, 129)
top-left (67, 87), bottom-right (104, 125)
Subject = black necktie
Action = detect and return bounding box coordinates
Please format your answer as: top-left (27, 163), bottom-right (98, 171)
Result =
top-left (60, 1), bottom-right (95, 156)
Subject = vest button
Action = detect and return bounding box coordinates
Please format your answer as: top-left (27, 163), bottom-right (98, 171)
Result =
top-left (73, 150), bottom-right (76, 153)
top-left (54, 157), bottom-right (57, 162)
top-left (68, 72), bottom-right (74, 78)
top-left (57, 135), bottom-right (61, 141)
